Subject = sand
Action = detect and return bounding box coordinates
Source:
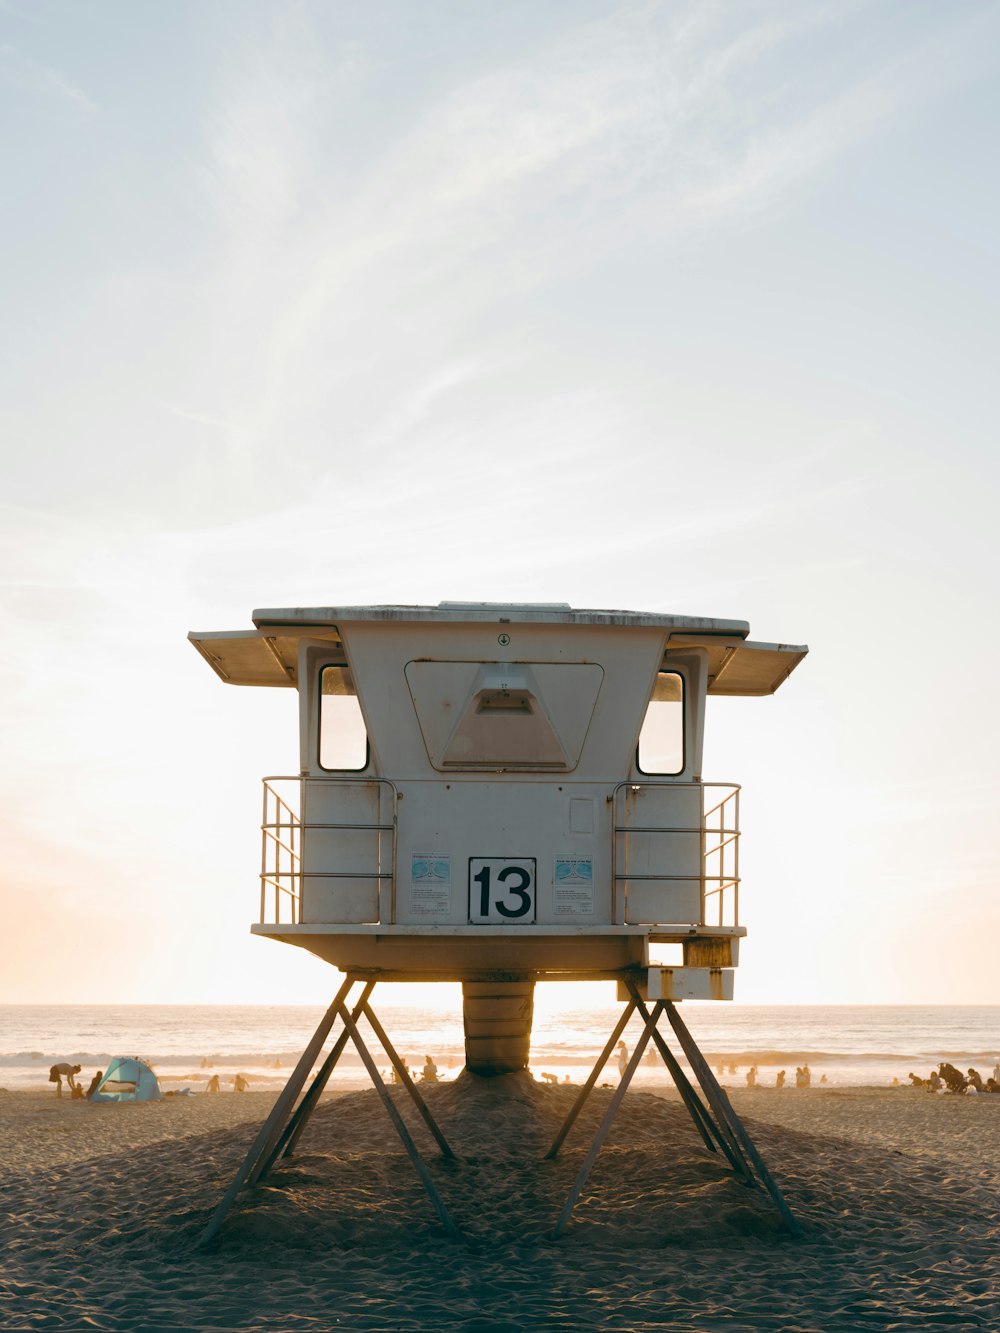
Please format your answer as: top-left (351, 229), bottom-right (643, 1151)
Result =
top-left (1, 1079), bottom-right (998, 1331)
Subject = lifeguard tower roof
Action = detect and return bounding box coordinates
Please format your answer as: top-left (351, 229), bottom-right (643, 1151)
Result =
top-left (190, 601), bottom-right (806, 696)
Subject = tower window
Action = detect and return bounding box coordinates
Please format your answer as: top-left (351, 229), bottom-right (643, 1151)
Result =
top-left (319, 665), bottom-right (368, 771)
top-left (637, 672), bottom-right (684, 775)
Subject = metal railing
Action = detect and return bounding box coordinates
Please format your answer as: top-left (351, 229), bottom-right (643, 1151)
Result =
top-left (611, 781), bottom-right (741, 927)
top-left (702, 785), bottom-right (740, 927)
top-left (260, 776), bottom-right (397, 925)
top-left (261, 774), bottom-right (737, 929)
top-left (261, 779), bottom-right (302, 924)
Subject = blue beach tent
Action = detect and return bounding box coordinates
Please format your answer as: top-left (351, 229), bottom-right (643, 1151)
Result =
top-left (90, 1057), bottom-right (161, 1102)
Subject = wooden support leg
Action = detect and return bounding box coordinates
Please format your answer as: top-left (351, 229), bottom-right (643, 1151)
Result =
top-left (625, 983), bottom-right (752, 1180)
top-left (198, 976), bottom-right (356, 1248)
top-left (254, 981), bottom-right (376, 1183)
top-left (551, 1003), bottom-right (661, 1239)
top-left (544, 1000), bottom-right (636, 1159)
top-left (663, 1001), bottom-right (802, 1238)
top-left (361, 1001), bottom-right (456, 1160)
top-left (336, 999), bottom-right (461, 1240)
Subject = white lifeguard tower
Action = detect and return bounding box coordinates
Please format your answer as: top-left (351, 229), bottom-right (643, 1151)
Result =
top-left (191, 602), bottom-right (806, 1243)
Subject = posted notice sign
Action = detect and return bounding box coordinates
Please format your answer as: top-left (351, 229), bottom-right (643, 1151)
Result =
top-left (410, 854), bottom-right (452, 916)
top-left (553, 858), bottom-right (594, 915)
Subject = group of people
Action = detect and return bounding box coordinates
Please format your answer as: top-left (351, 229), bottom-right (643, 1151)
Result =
top-left (48, 1063), bottom-right (103, 1100)
top-left (387, 1054), bottom-right (441, 1085)
top-left (205, 1073), bottom-right (249, 1093)
top-left (906, 1061), bottom-right (1000, 1094)
top-left (50, 1060), bottom-right (258, 1099)
top-left (742, 1064), bottom-right (820, 1089)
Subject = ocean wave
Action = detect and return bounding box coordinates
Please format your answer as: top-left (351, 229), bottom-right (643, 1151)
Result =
top-left (3, 1046), bottom-right (996, 1068)
top-left (0, 1051), bottom-right (336, 1068)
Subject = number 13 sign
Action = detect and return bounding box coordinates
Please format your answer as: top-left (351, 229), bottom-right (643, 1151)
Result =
top-left (468, 858), bottom-right (537, 923)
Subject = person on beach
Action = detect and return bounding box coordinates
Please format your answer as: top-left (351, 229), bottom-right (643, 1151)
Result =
top-left (85, 1071), bottom-right (103, 1099)
top-left (967, 1068), bottom-right (984, 1093)
top-left (421, 1055), bottom-right (439, 1083)
top-left (776, 1070), bottom-right (786, 1088)
top-left (928, 1069), bottom-right (942, 1092)
top-left (616, 1041), bottom-right (629, 1078)
top-left (48, 1063), bottom-right (82, 1098)
top-left (206, 1074), bottom-right (220, 1094)
top-left (745, 1066), bottom-right (757, 1088)
top-left (938, 1062), bottom-right (967, 1093)
top-left (234, 1073), bottom-right (249, 1092)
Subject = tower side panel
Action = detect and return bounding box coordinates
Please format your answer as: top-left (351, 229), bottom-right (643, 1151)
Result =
top-left (619, 785), bottom-right (702, 924)
top-left (395, 780), bottom-right (609, 927)
top-left (300, 781), bottom-right (383, 923)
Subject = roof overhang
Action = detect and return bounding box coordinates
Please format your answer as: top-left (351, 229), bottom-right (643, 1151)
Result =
top-left (667, 634), bottom-right (808, 696)
top-left (188, 628), bottom-right (341, 688)
top-left (188, 603), bottom-right (806, 694)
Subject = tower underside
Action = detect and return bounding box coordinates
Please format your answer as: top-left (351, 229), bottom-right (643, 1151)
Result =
top-left (252, 923), bottom-right (741, 1076)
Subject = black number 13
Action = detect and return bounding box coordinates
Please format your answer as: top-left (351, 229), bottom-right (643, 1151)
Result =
top-left (474, 864), bottom-right (533, 918)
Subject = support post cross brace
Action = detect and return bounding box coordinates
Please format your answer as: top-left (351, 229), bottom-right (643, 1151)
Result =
top-left (197, 979), bottom-right (800, 1247)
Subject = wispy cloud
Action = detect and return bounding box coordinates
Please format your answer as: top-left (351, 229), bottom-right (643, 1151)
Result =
top-left (183, 0), bottom-right (944, 478)
top-left (0, 42), bottom-right (95, 111)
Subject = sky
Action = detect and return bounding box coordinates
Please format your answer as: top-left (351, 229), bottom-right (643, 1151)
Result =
top-left (2, 0), bottom-right (998, 1009)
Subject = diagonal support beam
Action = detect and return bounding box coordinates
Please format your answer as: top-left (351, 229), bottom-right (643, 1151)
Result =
top-left (625, 983), bottom-right (752, 1182)
top-left (254, 981), bottom-right (376, 1184)
top-left (335, 998), bottom-right (461, 1239)
top-left (663, 1001), bottom-right (802, 1238)
top-left (551, 1002), bottom-right (662, 1238)
top-left (361, 1001), bottom-right (456, 1160)
top-left (198, 975), bottom-right (356, 1248)
top-left (544, 1000), bottom-right (636, 1159)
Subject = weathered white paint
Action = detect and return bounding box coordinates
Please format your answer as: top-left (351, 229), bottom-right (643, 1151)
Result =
top-left (646, 967), bottom-right (735, 1002)
top-left (192, 602), bottom-right (806, 997)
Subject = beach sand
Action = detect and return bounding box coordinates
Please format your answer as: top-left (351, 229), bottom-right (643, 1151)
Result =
top-left (1, 1079), bottom-right (997, 1331)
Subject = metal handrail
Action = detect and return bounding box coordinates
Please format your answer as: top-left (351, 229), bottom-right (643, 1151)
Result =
top-left (611, 780), bottom-right (741, 928)
top-left (259, 775), bottom-right (398, 925)
top-left (261, 773), bottom-right (737, 930)
top-left (260, 780), bottom-right (302, 924)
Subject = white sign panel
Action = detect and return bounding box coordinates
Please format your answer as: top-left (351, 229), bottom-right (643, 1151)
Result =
top-left (468, 858), bottom-right (537, 923)
top-left (553, 858), bottom-right (594, 915)
top-left (410, 854), bottom-right (452, 916)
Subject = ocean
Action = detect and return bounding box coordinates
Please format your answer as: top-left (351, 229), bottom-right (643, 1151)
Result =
top-left (2, 998), bottom-right (997, 1094)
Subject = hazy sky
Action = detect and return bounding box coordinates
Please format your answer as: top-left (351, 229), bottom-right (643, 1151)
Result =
top-left (3, 1), bottom-right (998, 1008)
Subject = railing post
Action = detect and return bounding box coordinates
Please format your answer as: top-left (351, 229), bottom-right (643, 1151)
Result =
top-left (389, 783), bottom-right (397, 925)
top-left (610, 786), bottom-right (617, 925)
top-left (699, 782), bottom-right (707, 927)
top-left (733, 786), bottom-right (740, 925)
top-left (295, 777), bottom-right (303, 922)
top-left (260, 781), bottom-right (268, 924)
